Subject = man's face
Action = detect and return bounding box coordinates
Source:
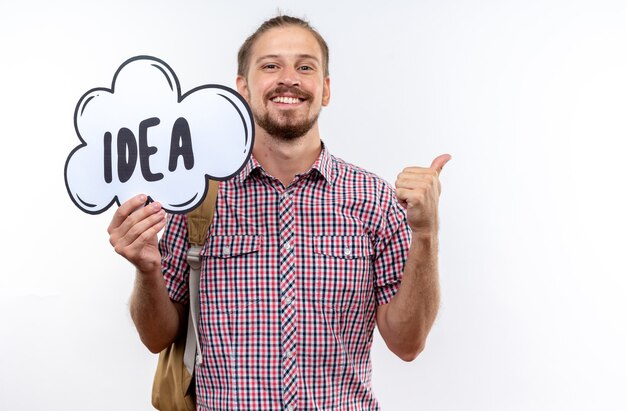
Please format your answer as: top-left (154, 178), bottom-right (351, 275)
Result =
top-left (236, 25), bottom-right (330, 140)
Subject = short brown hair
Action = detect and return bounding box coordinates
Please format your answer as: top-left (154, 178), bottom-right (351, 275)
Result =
top-left (237, 15), bottom-right (330, 78)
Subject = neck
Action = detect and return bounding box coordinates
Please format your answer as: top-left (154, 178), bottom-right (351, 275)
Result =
top-left (252, 125), bottom-right (322, 187)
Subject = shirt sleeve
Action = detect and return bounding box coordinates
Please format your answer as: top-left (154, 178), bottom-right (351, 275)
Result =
top-left (159, 212), bottom-right (191, 304)
top-left (372, 181), bottom-right (411, 306)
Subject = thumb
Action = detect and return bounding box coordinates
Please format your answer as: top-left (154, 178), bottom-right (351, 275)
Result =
top-left (430, 154), bottom-right (452, 174)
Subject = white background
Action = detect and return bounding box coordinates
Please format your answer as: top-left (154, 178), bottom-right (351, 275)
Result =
top-left (1, 0), bottom-right (625, 410)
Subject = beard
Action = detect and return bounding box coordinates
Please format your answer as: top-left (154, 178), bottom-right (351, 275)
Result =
top-left (256, 110), bottom-right (320, 141)
top-left (254, 86), bottom-right (320, 141)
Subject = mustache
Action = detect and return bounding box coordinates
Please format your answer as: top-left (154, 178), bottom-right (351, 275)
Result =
top-left (265, 86), bottom-right (312, 100)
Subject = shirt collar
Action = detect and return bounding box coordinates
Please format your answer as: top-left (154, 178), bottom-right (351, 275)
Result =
top-left (236, 154), bottom-right (262, 183)
top-left (235, 142), bottom-right (335, 186)
top-left (310, 143), bottom-right (335, 185)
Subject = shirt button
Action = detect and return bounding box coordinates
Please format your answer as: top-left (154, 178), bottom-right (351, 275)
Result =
top-left (283, 242), bottom-right (292, 251)
top-left (287, 350), bottom-right (295, 359)
top-left (343, 247), bottom-right (352, 256)
top-left (287, 404), bottom-right (296, 411)
top-left (223, 246), bottom-right (231, 255)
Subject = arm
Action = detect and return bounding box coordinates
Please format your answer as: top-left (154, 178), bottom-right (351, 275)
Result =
top-left (376, 154), bottom-right (451, 362)
top-left (108, 194), bottom-right (184, 353)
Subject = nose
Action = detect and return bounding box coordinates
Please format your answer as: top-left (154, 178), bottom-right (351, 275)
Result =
top-left (278, 66), bottom-right (301, 87)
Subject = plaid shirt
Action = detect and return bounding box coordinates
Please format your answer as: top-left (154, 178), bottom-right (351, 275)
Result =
top-left (160, 145), bottom-right (411, 410)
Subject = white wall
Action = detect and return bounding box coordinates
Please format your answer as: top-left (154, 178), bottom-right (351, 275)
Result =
top-left (1, 0), bottom-right (625, 409)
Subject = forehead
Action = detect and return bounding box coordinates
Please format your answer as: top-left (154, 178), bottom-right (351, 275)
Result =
top-left (251, 25), bottom-right (323, 62)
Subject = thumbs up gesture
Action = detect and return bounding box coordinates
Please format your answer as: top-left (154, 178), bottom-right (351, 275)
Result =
top-left (395, 154), bottom-right (451, 235)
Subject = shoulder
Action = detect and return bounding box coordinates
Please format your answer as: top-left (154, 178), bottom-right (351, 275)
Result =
top-left (329, 154), bottom-right (395, 199)
top-left (328, 154), bottom-right (407, 239)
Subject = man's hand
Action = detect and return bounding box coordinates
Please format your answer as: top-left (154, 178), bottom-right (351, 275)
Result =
top-left (107, 194), bottom-right (167, 274)
top-left (395, 154), bottom-right (451, 235)
top-left (109, 195), bottom-right (182, 353)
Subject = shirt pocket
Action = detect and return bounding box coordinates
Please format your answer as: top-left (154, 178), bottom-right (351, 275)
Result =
top-left (199, 234), bottom-right (262, 306)
top-left (313, 234), bottom-right (373, 260)
top-left (306, 234), bottom-right (374, 307)
top-left (201, 234), bottom-right (261, 260)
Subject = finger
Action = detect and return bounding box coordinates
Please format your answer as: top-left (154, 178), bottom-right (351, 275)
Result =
top-left (430, 154), bottom-right (452, 174)
top-left (139, 217), bottom-right (168, 244)
top-left (113, 209), bottom-right (166, 255)
top-left (124, 209), bottom-right (166, 246)
top-left (108, 194), bottom-right (148, 233)
top-left (396, 187), bottom-right (430, 211)
top-left (399, 166), bottom-right (437, 175)
top-left (395, 173), bottom-right (437, 189)
top-left (395, 186), bottom-right (408, 200)
top-left (395, 187), bottom-right (417, 209)
top-left (112, 202), bottom-right (163, 245)
top-left (109, 201), bottom-right (162, 248)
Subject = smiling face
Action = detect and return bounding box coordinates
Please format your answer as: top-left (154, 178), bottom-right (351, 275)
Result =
top-left (236, 25), bottom-right (331, 141)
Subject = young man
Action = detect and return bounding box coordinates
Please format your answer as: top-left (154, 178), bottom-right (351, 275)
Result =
top-left (108, 15), bottom-right (450, 410)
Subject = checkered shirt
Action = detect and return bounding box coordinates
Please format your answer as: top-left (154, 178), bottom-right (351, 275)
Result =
top-left (160, 145), bottom-right (411, 410)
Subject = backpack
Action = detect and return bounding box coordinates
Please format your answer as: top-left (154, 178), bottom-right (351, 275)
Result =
top-left (151, 180), bottom-right (219, 410)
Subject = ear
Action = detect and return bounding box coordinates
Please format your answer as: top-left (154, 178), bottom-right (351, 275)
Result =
top-left (322, 76), bottom-right (331, 106)
top-left (236, 75), bottom-right (250, 102)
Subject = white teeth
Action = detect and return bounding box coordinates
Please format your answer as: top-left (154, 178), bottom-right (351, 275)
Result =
top-left (272, 96), bottom-right (300, 104)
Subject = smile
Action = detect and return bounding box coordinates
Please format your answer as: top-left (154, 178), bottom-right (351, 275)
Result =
top-left (271, 96), bottom-right (303, 104)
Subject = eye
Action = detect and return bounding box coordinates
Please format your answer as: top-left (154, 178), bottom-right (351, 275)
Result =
top-left (298, 65), bottom-right (313, 71)
top-left (262, 64), bottom-right (279, 70)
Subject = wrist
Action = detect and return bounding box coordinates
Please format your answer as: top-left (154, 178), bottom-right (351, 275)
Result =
top-left (410, 228), bottom-right (437, 241)
top-left (410, 230), bottom-right (438, 252)
top-left (135, 264), bottom-right (164, 284)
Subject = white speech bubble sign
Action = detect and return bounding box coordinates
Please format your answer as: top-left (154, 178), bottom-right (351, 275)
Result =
top-left (64, 55), bottom-right (254, 214)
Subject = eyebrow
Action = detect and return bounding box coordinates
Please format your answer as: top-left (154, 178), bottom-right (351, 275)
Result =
top-left (256, 54), bottom-right (321, 64)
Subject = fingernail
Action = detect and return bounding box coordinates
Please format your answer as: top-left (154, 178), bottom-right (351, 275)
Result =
top-left (139, 194), bottom-right (147, 202)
